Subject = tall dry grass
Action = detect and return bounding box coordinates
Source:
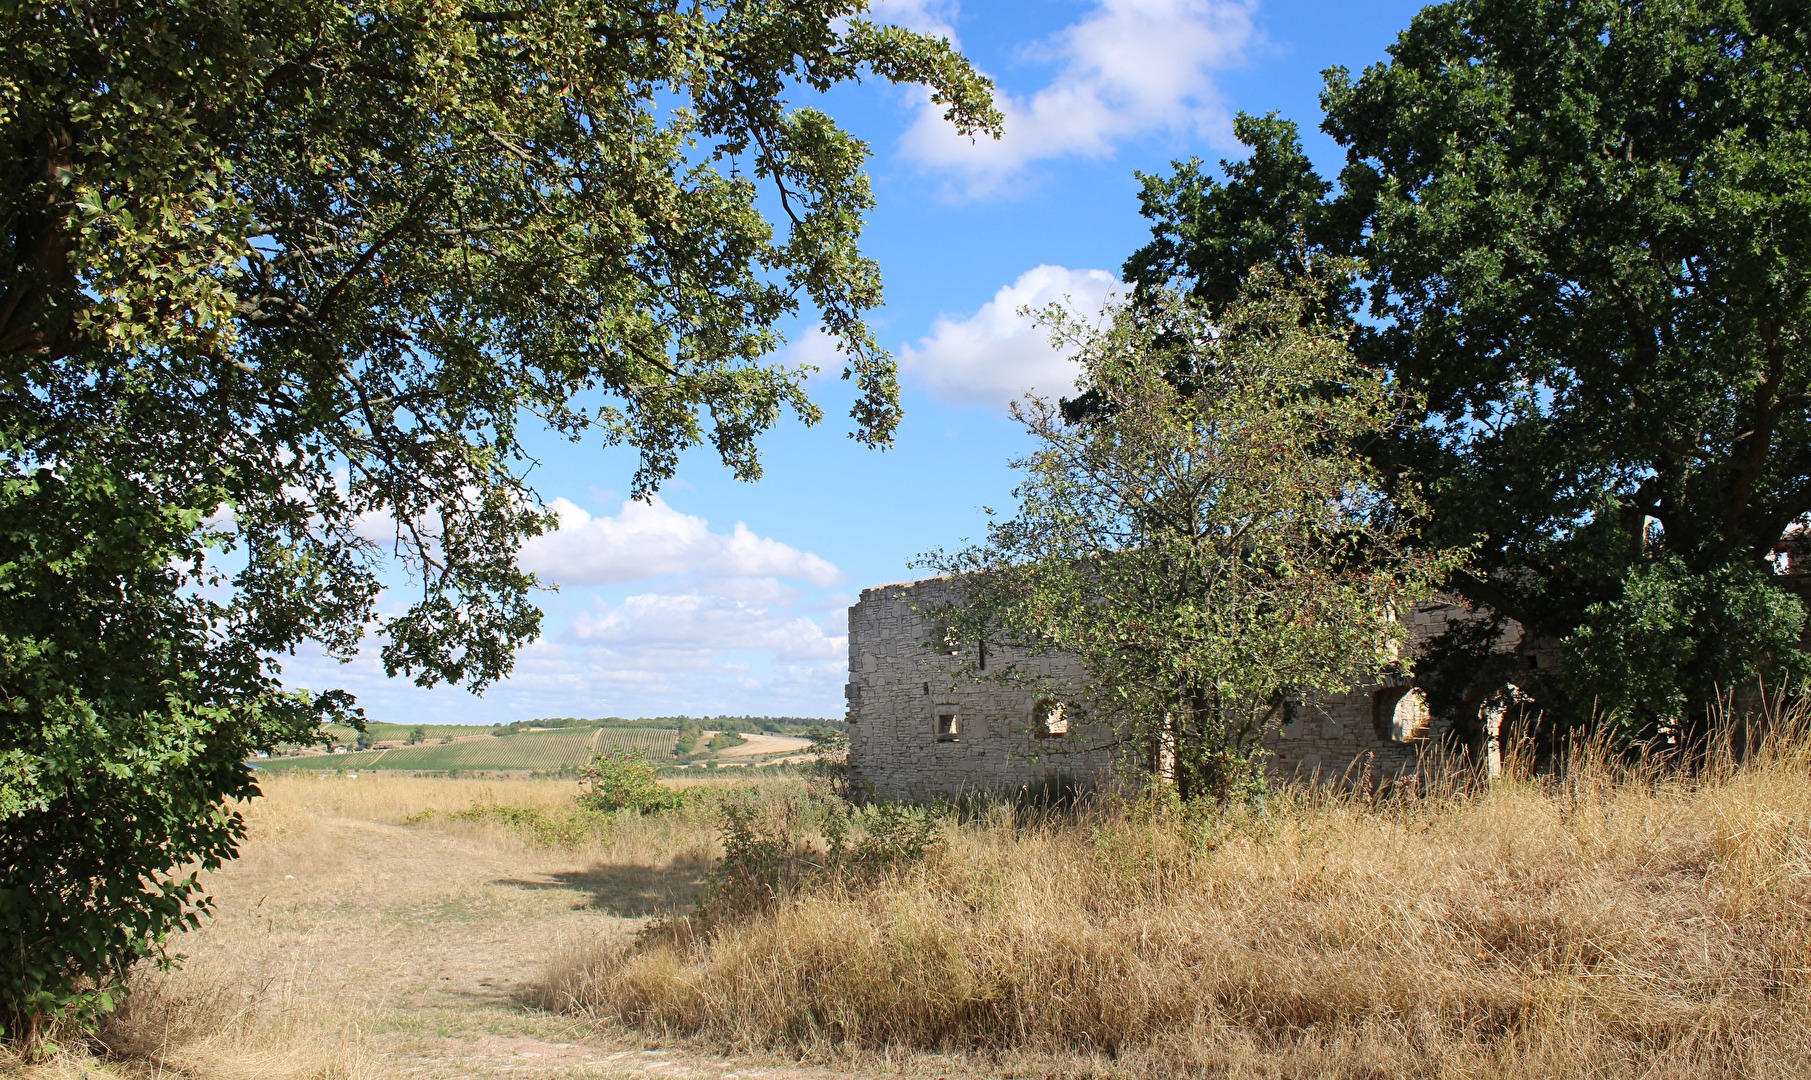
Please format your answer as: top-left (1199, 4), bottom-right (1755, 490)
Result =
top-left (84, 961), bottom-right (380, 1080)
top-left (250, 770), bottom-right (753, 866)
top-left (546, 709), bottom-right (1811, 1078)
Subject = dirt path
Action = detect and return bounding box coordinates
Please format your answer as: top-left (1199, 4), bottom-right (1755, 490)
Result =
top-left (187, 796), bottom-right (861, 1078)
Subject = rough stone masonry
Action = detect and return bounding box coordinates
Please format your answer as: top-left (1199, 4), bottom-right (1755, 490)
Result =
top-left (844, 575), bottom-right (1534, 802)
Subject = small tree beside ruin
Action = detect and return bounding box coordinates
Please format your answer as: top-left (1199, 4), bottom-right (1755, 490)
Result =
top-left (925, 269), bottom-right (1464, 800)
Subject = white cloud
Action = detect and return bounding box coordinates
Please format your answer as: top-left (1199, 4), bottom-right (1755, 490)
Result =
top-left (899, 265), bottom-right (1121, 411)
top-left (699, 576), bottom-right (800, 607)
top-left (282, 496), bottom-right (853, 724)
top-left (282, 630), bottom-right (848, 726)
top-left (866, 0), bottom-right (961, 41)
top-left (900, 0), bottom-right (1255, 195)
top-left (569, 592), bottom-right (847, 663)
top-left (784, 324), bottom-right (846, 383)
top-left (519, 496), bottom-right (842, 587)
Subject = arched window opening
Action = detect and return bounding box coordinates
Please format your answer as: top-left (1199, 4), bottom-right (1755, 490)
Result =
top-left (1372, 686), bottom-right (1431, 743)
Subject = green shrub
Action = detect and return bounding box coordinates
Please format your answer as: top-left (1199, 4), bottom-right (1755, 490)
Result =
top-left (578, 750), bottom-right (683, 814)
top-left (706, 730), bottom-right (747, 752)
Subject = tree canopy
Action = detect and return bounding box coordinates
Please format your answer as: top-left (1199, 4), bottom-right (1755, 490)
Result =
top-left (1126, 0), bottom-right (1811, 742)
top-left (0, 0), bottom-right (996, 1043)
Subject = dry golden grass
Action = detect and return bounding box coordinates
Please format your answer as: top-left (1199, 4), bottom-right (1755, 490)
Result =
top-left (13, 733), bottom-right (1811, 1079)
top-left (548, 720), bottom-right (1811, 1078)
top-left (91, 963), bottom-right (380, 1080)
top-left (250, 770), bottom-right (746, 866)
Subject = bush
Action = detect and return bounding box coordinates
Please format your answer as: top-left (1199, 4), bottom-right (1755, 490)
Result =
top-left (697, 796), bottom-right (939, 926)
top-left (578, 750), bottom-right (683, 814)
top-left (706, 730), bottom-right (746, 752)
top-left (0, 464), bottom-right (343, 1051)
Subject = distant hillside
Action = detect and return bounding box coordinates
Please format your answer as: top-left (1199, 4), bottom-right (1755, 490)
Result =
top-left (264, 727), bottom-right (673, 773)
top-left (260, 721), bottom-right (816, 774)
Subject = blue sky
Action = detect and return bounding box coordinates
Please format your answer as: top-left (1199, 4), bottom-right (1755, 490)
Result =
top-left (293, 0), bottom-right (1432, 725)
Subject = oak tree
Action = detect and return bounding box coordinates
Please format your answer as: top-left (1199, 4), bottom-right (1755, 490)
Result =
top-left (1127, 0), bottom-right (1811, 744)
top-left (0, 0), bottom-right (996, 1043)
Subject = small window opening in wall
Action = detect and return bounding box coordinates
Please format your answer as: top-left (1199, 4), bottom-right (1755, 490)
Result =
top-left (937, 623), bottom-right (962, 656)
top-left (978, 639), bottom-right (987, 671)
top-left (1034, 699), bottom-right (1068, 739)
top-left (1372, 685), bottom-right (1431, 743)
top-left (935, 711), bottom-right (961, 742)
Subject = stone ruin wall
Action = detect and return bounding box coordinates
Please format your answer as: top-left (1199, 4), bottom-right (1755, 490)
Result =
top-left (845, 578), bottom-right (1115, 801)
top-left (846, 576), bottom-right (1529, 801)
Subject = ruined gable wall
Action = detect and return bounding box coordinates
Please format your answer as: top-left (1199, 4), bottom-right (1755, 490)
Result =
top-left (846, 578), bottom-right (1520, 799)
top-left (845, 578), bottom-right (1118, 801)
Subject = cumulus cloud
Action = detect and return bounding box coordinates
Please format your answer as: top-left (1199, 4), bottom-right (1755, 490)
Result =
top-left (782, 323), bottom-right (846, 383)
top-left (569, 592), bottom-right (847, 663)
top-left (519, 496), bottom-right (842, 587)
top-left (900, 0), bottom-right (1255, 195)
top-left (284, 496), bottom-right (853, 723)
top-left (899, 264), bottom-right (1121, 411)
top-left (282, 631), bottom-right (846, 726)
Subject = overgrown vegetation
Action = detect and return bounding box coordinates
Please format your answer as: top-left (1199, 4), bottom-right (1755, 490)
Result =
top-left (577, 751), bottom-right (687, 815)
top-left (689, 796), bottom-right (940, 928)
top-left (547, 703), bottom-right (1811, 1078)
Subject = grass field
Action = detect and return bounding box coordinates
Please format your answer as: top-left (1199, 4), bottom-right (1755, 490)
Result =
top-left (261, 726), bottom-right (679, 773)
top-left (8, 773), bottom-right (831, 1080)
top-left (21, 717), bottom-right (1811, 1079)
top-left (551, 715), bottom-right (1811, 1079)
